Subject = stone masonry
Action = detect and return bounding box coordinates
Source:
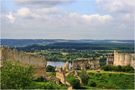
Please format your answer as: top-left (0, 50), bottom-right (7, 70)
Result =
top-left (0, 46), bottom-right (47, 77)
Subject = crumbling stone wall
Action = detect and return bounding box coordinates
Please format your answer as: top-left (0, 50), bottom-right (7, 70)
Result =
top-left (56, 67), bottom-right (66, 84)
top-left (0, 47), bottom-right (47, 68)
top-left (113, 51), bottom-right (135, 69)
top-left (106, 54), bottom-right (114, 65)
top-left (107, 51), bottom-right (135, 69)
top-left (73, 58), bottom-right (100, 70)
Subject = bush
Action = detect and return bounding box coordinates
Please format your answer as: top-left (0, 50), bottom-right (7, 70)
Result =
top-left (66, 75), bottom-right (81, 89)
top-left (88, 80), bottom-right (97, 87)
top-left (123, 65), bottom-right (134, 73)
top-left (34, 76), bottom-right (47, 82)
top-left (31, 81), bottom-right (66, 89)
top-left (1, 61), bottom-right (34, 89)
top-left (102, 65), bottom-right (112, 71)
top-left (79, 70), bottom-right (89, 85)
top-left (46, 65), bottom-right (55, 72)
top-left (102, 65), bottom-right (134, 73)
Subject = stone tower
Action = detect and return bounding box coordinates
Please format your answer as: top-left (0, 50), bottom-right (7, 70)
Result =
top-left (113, 50), bottom-right (135, 69)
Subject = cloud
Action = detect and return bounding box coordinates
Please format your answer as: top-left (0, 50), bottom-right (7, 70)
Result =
top-left (96, 0), bottom-right (135, 13)
top-left (1, 0), bottom-right (134, 40)
top-left (17, 7), bottom-right (30, 17)
top-left (68, 12), bottom-right (113, 25)
top-left (82, 14), bottom-right (113, 24)
top-left (5, 12), bottom-right (16, 23)
top-left (34, 7), bottom-right (61, 15)
top-left (8, 7), bottom-right (62, 21)
top-left (14, 0), bottom-right (74, 8)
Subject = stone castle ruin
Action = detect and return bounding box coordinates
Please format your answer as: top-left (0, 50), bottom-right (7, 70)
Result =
top-left (55, 63), bottom-right (82, 90)
top-left (0, 47), bottom-right (47, 77)
top-left (107, 51), bottom-right (135, 69)
top-left (73, 58), bottom-right (100, 70)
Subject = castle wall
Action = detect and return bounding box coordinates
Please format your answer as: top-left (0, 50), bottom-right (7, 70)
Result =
top-left (106, 54), bottom-right (114, 65)
top-left (73, 58), bottom-right (100, 70)
top-left (113, 51), bottom-right (135, 69)
top-left (0, 47), bottom-right (47, 68)
top-left (130, 54), bottom-right (135, 68)
top-left (124, 54), bottom-right (131, 65)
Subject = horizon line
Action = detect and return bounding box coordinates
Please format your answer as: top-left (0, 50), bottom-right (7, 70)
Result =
top-left (0, 38), bottom-right (134, 41)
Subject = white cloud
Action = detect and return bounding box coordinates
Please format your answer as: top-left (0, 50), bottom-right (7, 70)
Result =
top-left (96, 0), bottom-right (135, 13)
top-left (68, 12), bottom-right (113, 25)
top-left (17, 7), bottom-right (30, 17)
top-left (33, 7), bottom-right (62, 15)
top-left (5, 12), bottom-right (16, 23)
top-left (2, 0), bottom-right (134, 40)
top-left (82, 14), bottom-right (113, 24)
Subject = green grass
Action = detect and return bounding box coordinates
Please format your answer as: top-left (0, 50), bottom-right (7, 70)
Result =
top-left (31, 81), bottom-right (67, 89)
top-left (86, 70), bottom-right (134, 75)
top-left (47, 70), bottom-right (134, 89)
top-left (86, 71), bottom-right (134, 89)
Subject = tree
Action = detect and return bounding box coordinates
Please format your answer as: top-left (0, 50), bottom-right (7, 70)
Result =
top-left (66, 75), bottom-right (81, 89)
top-left (79, 70), bottom-right (89, 85)
top-left (46, 65), bottom-right (55, 72)
top-left (1, 61), bottom-right (34, 89)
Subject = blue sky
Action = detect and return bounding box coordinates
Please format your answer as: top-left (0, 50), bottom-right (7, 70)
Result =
top-left (1, 0), bottom-right (134, 40)
top-left (2, 0), bottom-right (17, 11)
top-left (58, 0), bottom-right (97, 14)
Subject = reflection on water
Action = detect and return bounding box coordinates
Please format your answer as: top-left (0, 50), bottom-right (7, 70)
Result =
top-left (47, 61), bottom-right (72, 67)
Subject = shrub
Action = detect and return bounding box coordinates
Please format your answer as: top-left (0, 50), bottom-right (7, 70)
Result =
top-left (117, 65), bottom-right (122, 71)
top-left (34, 76), bottom-right (47, 82)
top-left (79, 70), bottom-right (89, 85)
top-left (66, 75), bottom-right (81, 89)
top-left (102, 65), bottom-right (112, 71)
top-left (31, 81), bottom-right (66, 89)
top-left (1, 61), bottom-right (34, 89)
top-left (46, 65), bottom-right (55, 72)
top-left (88, 80), bottom-right (97, 87)
top-left (123, 65), bottom-right (134, 73)
top-left (102, 65), bottom-right (134, 73)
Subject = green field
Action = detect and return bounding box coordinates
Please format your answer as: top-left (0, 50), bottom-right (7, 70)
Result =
top-left (1, 61), bottom-right (134, 89)
top-left (83, 70), bottom-right (134, 89)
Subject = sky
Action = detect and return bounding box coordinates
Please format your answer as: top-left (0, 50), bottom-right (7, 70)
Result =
top-left (1, 0), bottom-right (135, 40)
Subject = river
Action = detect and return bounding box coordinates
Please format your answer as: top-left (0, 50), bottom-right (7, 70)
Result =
top-left (47, 61), bottom-right (72, 67)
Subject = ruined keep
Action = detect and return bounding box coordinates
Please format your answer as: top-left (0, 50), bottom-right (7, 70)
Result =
top-left (107, 51), bottom-right (135, 69)
top-left (72, 58), bottom-right (100, 70)
top-left (113, 51), bottom-right (135, 68)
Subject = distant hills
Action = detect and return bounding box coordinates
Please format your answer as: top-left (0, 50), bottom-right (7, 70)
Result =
top-left (1, 39), bottom-right (134, 51)
top-left (1, 39), bottom-right (134, 47)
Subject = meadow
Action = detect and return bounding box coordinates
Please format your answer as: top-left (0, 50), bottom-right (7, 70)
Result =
top-left (1, 61), bottom-right (134, 89)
